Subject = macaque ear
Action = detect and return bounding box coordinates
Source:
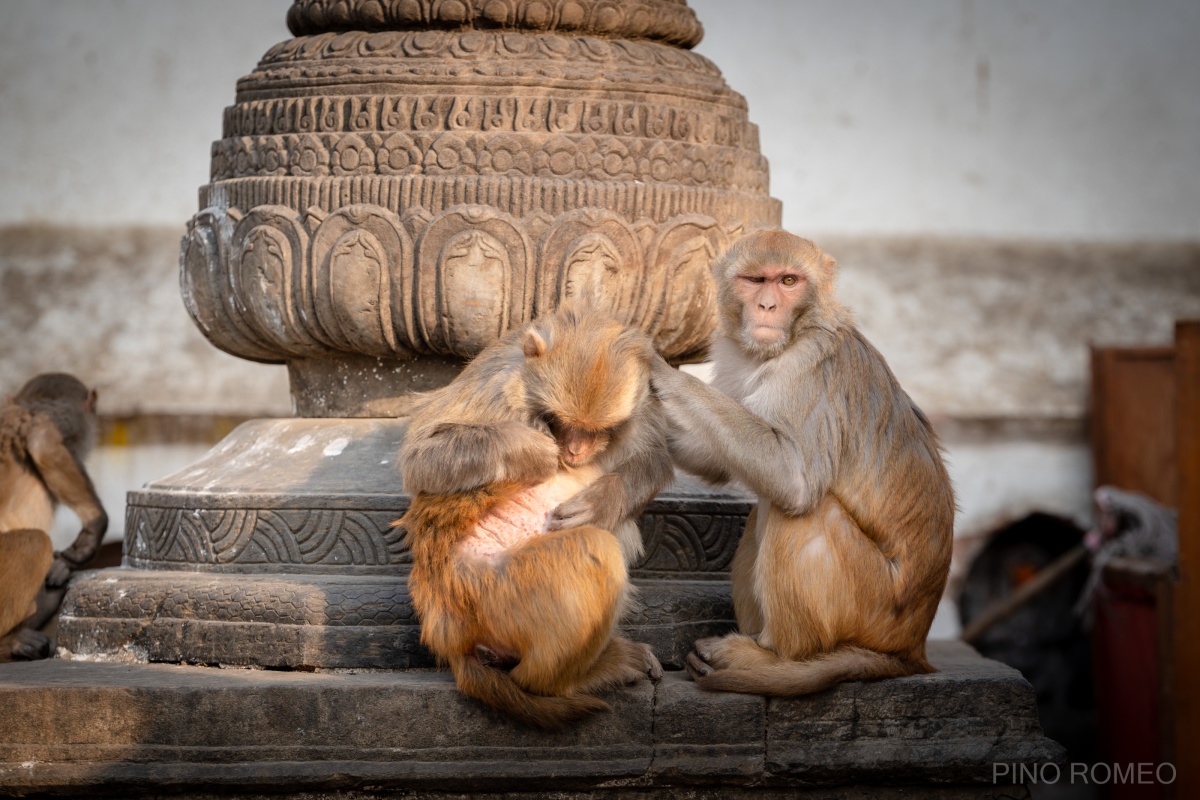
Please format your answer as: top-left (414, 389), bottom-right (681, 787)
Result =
top-left (86, 389), bottom-right (98, 414)
top-left (521, 328), bottom-right (547, 358)
top-left (821, 253), bottom-right (837, 278)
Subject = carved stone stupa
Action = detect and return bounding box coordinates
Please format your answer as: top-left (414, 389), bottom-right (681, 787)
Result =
top-left (59, 0), bottom-right (779, 669)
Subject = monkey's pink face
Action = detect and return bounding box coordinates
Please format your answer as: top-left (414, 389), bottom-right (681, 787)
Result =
top-left (734, 263), bottom-right (808, 348)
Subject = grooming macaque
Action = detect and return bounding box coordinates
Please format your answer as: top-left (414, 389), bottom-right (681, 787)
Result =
top-left (399, 305), bottom-right (672, 728)
top-left (0, 373), bottom-right (108, 661)
top-left (650, 230), bottom-right (955, 696)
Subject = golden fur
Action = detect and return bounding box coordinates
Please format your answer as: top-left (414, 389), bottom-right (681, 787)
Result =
top-left (651, 230), bottom-right (955, 696)
top-left (398, 305), bottom-right (672, 727)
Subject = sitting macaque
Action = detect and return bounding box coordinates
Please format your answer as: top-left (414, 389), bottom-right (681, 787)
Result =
top-left (650, 231), bottom-right (956, 696)
top-left (399, 304), bottom-right (672, 728)
top-left (0, 373), bottom-right (108, 661)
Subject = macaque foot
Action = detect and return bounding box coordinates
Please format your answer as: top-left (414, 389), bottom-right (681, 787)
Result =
top-left (474, 643), bottom-right (520, 672)
top-left (0, 628), bottom-right (51, 662)
top-left (685, 651), bottom-right (714, 680)
top-left (686, 633), bottom-right (748, 679)
top-left (640, 642), bottom-right (664, 682)
top-left (693, 635), bottom-right (728, 666)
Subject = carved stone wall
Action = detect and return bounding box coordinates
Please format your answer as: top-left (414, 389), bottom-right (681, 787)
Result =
top-left (182, 1), bottom-right (780, 415)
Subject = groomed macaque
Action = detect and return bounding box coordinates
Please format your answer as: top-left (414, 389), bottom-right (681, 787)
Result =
top-left (0, 373), bottom-right (108, 660)
top-left (399, 304), bottom-right (672, 728)
top-left (650, 230), bottom-right (955, 696)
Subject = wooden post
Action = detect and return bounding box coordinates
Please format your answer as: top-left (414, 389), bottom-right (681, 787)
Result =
top-left (1173, 321), bottom-right (1200, 797)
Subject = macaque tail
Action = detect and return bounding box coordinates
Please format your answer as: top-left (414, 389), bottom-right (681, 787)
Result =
top-left (454, 655), bottom-right (609, 729)
top-left (696, 646), bottom-right (930, 697)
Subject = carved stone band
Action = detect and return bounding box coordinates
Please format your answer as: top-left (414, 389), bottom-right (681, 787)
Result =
top-left (222, 96), bottom-right (758, 150)
top-left (211, 132), bottom-right (768, 191)
top-left (182, 202), bottom-right (747, 364)
top-left (285, 0), bottom-right (704, 49)
top-left (241, 31), bottom-right (727, 99)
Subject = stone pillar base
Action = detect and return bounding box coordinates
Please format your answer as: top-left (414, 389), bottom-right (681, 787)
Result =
top-left (59, 418), bottom-right (752, 670)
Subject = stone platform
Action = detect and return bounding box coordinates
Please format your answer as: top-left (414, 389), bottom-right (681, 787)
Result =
top-left (0, 641), bottom-right (1060, 798)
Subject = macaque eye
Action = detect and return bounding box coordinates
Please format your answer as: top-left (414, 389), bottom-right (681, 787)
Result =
top-left (780, 275), bottom-right (800, 287)
top-left (740, 275), bottom-right (766, 284)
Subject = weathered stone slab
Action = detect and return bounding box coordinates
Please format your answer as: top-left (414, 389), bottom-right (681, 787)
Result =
top-left (765, 644), bottom-right (1061, 786)
top-left (57, 570), bottom-right (735, 671)
top-left (0, 641), bottom-right (1059, 798)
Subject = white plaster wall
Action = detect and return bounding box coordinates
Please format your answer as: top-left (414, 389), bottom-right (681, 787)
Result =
top-left (690, 0), bottom-right (1200, 241)
top-left (0, 0), bottom-right (292, 227)
top-left (0, 1), bottom-right (1196, 240)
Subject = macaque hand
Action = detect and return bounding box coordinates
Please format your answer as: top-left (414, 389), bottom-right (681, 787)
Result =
top-left (58, 521), bottom-right (104, 568)
top-left (45, 556), bottom-right (72, 588)
top-left (547, 481), bottom-right (621, 532)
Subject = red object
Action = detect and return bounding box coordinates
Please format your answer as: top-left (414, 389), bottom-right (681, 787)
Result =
top-left (1090, 559), bottom-right (1172, 800)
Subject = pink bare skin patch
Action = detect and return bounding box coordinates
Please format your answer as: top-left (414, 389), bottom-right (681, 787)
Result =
top-left (458, 467), bottom-right (600, 564)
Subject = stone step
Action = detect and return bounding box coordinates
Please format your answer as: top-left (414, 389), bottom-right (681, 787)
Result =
top-left (0, 641), bottom-right (1060, 798)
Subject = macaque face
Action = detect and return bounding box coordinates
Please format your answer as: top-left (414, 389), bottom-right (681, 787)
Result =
top-left (733, 263), bottom-right (809, 352)
top-left (545, 416), bottom-right (610, 467)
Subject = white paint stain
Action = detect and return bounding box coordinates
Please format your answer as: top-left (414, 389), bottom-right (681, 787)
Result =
top-left (287, 435), bottom-right (316, 454)
top-left (323, 438), bottom-right (349, 457)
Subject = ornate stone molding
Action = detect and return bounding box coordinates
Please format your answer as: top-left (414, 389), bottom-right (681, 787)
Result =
top-left (183, 202), bottom-right (735, 364)
top-left (211, 133), bottom-right (767, 191)
top-left (190, 20), bottom-right (779, 382)
top-left (124, 482), bottom-right (751, 577)
top-left (285, 0), bottom-right (704, 48)
top-left (223, 96), bottom-right (758, 150)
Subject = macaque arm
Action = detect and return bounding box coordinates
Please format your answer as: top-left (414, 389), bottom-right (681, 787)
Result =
top-left (550, 411), bottom-right (674, 532)
top-left (666, 430), bottom-right (732, 486)
top-left (401, 420), bottom-right (558, 495)
top-left (25, 417), bottom-right (108, 568)
top-left (650, 358), bottom-right (820, 515)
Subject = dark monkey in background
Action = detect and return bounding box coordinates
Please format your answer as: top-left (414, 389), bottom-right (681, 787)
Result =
top-left (651, 230), bottom-right (955, 696)
top-left (0, 373), bottom-right (108, 661)
top-left (399, 305), bottom-right (672, 728)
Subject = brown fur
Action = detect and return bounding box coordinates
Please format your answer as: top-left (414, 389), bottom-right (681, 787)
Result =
top-left (398, 305), bottom-right (672, 727)
top-left (0, 373), bottom-right (108, 661)
top-left (650, 230), bottom-right (955, 696)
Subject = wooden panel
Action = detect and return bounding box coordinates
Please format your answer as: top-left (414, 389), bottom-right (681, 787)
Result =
top-left (1090, 346), bottom-right (1177, 505)
top-left (1092, 559), bottom-right (1171, 800)
top-left (1172, 321), bottom-right (1200, 799)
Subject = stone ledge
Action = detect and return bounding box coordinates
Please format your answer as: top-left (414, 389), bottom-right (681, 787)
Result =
top-left (57, 570), bottom-right (738, 671)
top-left (0, 641), bottom-right (1060, 798)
